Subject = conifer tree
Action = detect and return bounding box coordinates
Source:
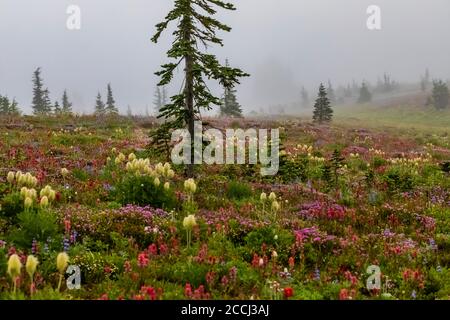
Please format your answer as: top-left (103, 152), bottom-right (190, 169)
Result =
top-left (344, 84), bottom-right (352, 98)
top-left (351, 80), bottom-right (359, 96)
top-left (95, 92), bottom-right (106, 115)
top-left (421, 68), bottom-right (430, 92)
top-left (312, 83), bottom-right (333, 124)
top-left (330, 149), bottom-right (344, 190)
top-left (32, 68), bottom-right (52, 115)
top-left (220, 85), bottom-right (243, 117)
top-left (151, 0), bottom-right (249, 176)
top-left (106, 83), bottom-right (118, 114)
top-left (127, 105), bottom-right (133, 117)
top-left (53, 101), bottom-right (61, 114)
top-left (301, 86), bottom-right (309, 108)
top-left (162, 86), bottom-right (168, 106)
top-left (358, 82), bottom-right (372, 103)
top-left (327, 80), bottom-right (336, 104)
top-left (153, 86), bottom-right (169, 114)
top-left (220, 61), bottom-right (243, 117)
top-left (432, 79), bottom-right (449, 110)
top-left (0, 95), bottom-right (9, 114)
top-left (1, 96), bottom-right (8, 114)
top-left (321, 162), bottom-right (332, 191)
top-left (62, 90), bottom-right (73, 114)
top-left (0, 95), bottom-right (21, 115)
top-left (9, 98), bottom-right (20, 115)
top-left (382, 73), bottom-right (395, 92)
top-left (153, 86), bottom-right (164, 113)
top-left (43, 89), bottom-right (52, 113)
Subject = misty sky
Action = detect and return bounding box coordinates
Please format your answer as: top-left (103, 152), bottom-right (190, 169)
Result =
top-left (0, 0), bottom-right (449, 114)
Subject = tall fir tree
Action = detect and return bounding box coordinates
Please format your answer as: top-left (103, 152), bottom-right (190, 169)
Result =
top-left (151, 0), bottom-right (249, 176)
top-left (95, 92), bottom-right (106, 115)
top-left (358, 82), bottom-right (372, 103)
top-left (382, 73), bottom-right (395, 92)
top-left (431, 80), bottom-right (449, 110)
top-left (153, 86), bottom-right (166, 113)
top-left (312, 83), bottom-right (333, 124)
top-left (327, 80), bottom-right (336, 104)
top-left (421, 68), bottom-right (430, 92)
top-left (62, 90), bottom-right (73, 114)
top-left (106, 83), bottom-right (118, 114)
top-left (32, 68), bottom-right (52, 115)
top-left (153, 86), bottom-right (164, 114)
top-left (162, 86), bottom-right (168, 106)
top-left (300, 86), bottom-right (310, 108)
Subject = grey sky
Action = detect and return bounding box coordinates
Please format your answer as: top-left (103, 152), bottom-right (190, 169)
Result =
top-left (0, 0), bottom-right (449, 114)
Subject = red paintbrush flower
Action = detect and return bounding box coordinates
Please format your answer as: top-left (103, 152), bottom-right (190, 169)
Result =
top-left (284, 287), bottom-right (293, 299)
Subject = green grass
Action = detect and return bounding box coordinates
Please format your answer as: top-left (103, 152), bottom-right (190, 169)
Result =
top-left (334, 104), bottom-right (450, 134)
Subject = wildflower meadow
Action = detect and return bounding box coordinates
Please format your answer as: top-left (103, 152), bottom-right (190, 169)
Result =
top-left (0, 114), bottom-right (449, 300)
top-left (1, 0), bottom-right (450, 306)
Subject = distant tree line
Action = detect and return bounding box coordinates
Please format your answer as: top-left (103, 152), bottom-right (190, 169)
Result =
top-left (4, 66), bottom-right (449, 118)
top-left (31, 67), bottom-right (122, 116)
top-left (94, 83), bottom-right (118, 116)
top-left (299, 68), bottom-right (447, 115)
top-left (310, 80), bottom-right (375, 124)
top-left (0, 95), bottom-right (20, 116)
top-left (374, 73), bottom-right (398, 94)
top-left (31, 68), bottom-right (73, 116)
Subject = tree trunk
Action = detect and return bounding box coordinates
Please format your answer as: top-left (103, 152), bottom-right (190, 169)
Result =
top-left (183, 10), bottom-right (195, 177)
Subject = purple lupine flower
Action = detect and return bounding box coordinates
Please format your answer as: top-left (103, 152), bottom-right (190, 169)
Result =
top-left (31, 238), bottom-right (38, 255)
top-left (70, 231), bottom-right (78, 244)
top-left (314, 268), bottom-right (321, 281)
top-left (383, 229), bottom-right (395, 238)
top-left (63, 237), bottom-right (70, 252)
top-left (429, 238), bottom-right (438, 250)
top-left (279, 269), bottom-right (292, 280)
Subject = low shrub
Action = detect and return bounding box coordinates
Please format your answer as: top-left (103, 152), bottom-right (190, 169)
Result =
top-left (226, 181), bottom-right (253, 201)
top-left (113, 174), bottom-right (177, 210)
